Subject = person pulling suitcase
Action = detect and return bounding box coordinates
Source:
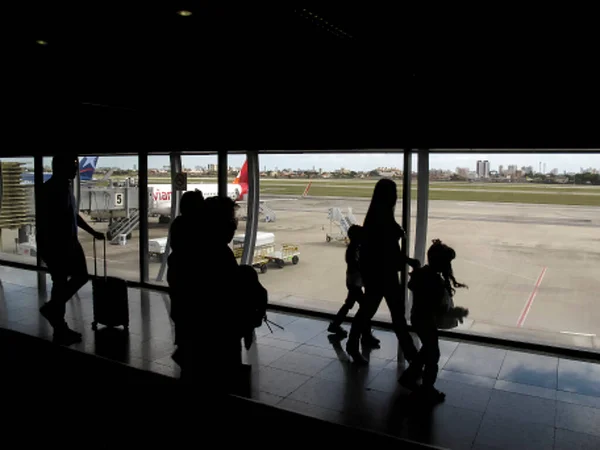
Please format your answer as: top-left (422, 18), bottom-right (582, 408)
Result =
top-left (91, 238), bottom-right (129, 331)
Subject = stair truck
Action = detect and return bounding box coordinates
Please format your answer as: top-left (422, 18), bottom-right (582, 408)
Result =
top-left (325, 207), bottom-right (359, 244)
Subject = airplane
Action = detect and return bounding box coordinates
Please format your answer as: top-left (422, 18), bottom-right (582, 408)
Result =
top-left (21, 156), bottom-right (112, 185)
top-left (149, 160), bottom-right (303, 221)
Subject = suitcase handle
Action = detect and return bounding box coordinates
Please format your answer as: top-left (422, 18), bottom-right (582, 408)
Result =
top-left (93, 237), bottom-right (107, 279)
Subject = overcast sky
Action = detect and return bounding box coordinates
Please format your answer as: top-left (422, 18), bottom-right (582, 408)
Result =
top-left (10, 153), bottom-right (600, 173)
top-left (91, 153), bottom-right (600, 173)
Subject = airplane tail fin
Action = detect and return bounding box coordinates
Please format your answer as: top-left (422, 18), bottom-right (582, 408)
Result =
top-left (79, 156), bottom-right (99, 181)
top-left (233, 160), bottom-right (249, 199)
top-left (233, 160), bottom-right (248, 185)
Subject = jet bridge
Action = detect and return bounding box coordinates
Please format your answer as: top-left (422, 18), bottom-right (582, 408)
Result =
top-left (79, 184), bottom-right (152, 244)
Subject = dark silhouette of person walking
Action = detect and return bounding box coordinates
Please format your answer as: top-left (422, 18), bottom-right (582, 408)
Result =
top-left (400, 239), bottom-right (468, 403)
top-left (38, 154), bottom-right (105, 345)
top-left (179, 196), bottom-right (248, 389)
top-left (167, 189), bottom-right (205, 368)
top-left (346, 178), bottom-right (421, 365)
top-left (327, 224), bottom-right (379, 346)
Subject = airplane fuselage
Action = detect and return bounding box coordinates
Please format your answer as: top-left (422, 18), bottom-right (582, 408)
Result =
top-left (149, 183), bottom-right (243, 216)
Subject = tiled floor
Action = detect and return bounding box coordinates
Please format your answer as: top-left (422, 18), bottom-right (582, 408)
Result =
top-left (1, 265), bottom-right (600, 449)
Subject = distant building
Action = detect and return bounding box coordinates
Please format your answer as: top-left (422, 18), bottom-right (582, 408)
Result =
top-left (476, 160), bottom-right (490, 178)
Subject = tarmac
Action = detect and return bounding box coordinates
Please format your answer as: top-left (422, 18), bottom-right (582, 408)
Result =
top-left (2, 195), bottom-right (599, 351)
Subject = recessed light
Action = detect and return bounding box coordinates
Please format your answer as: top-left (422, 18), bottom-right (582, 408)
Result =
top-left (177, 10), bottom-right (192, 17)
top-left (36, 40), bottom-right (48, 46)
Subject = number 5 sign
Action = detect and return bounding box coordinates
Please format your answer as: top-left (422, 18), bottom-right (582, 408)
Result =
top-left (115, 193), bottom-right (124, 206)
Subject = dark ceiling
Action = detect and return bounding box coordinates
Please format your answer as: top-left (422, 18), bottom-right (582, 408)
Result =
top-left (6, 4), bottom-right (600, 152)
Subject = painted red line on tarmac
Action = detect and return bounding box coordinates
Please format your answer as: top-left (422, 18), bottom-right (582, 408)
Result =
top-left (517, 266), bottom-right (547, 327)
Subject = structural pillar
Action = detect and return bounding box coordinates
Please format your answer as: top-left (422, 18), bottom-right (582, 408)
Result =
top-left (34, 154), bottom-right (46, 294)
top-left (414, 149), bottom-right (429, 265)
top-left (399, 149), bottom-right (413, 361)
top-left (241, 151), bottom-right (259, 265)
top-left (218, 150), bottom-right (228, 198)
top-left (400, 149), bottom-right (413, 297)
top-left (156, 152), bottom-right (181, 282)
top-left (138, 153), bottom-right (149, 283)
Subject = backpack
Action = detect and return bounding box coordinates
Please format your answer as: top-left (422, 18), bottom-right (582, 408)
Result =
top-left (237, 265), bottom-right (269, 346)
top-left (247, 282), bottom-right (268, 329)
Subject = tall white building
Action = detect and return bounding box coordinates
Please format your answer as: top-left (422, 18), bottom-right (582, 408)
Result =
top-left (476, 160), bottom-right (490, 178)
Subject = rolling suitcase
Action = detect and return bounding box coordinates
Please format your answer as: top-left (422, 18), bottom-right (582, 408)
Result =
top-left (91, 238), bottom-right (129, 331)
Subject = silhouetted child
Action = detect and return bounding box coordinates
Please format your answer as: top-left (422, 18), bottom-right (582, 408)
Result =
top-left (328, 225), bottom-right (379, 347)
top-left (400, 239), bottom-right (469, 404)
top-left (237, 264), bottom-right (268, 350)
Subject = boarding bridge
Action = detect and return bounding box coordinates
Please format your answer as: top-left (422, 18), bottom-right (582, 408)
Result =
top-left (79, 185), bottom-right (142, 220)
top-left (79, 185), bottom-right (150, 244)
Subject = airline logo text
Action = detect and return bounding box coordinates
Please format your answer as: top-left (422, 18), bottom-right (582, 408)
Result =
top-left (153, 191), bottom-right (172, 201)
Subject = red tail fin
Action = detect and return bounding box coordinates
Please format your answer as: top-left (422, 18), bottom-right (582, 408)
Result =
top-left (233, 160), bottom-right (248, 185)
top-left (233, 160), bottom-right (249, 200)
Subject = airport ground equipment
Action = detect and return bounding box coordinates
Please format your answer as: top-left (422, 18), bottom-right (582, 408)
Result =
top-left (232, 232), bottom-right (275, 273)
top-left (264, 244), bottom-right (300, 268)
top-left (232, 231), bottom-right (300, 273)
top-left (148, 237), bottom-right (168, 260)
top-left (239, 202), bottom-right (276, 223)
top-left (258, 203), bottom-right (276, 222)
top-left (325, 207), bottom-right (358, 244)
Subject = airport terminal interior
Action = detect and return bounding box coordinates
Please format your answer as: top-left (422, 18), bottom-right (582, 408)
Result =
top-left (4, 4), bottom-right (600, 449)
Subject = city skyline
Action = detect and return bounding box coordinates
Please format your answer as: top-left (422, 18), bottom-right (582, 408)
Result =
top-left (5, 153), bottom-right (599, 173)
top-left (113, 153), bottom-right (600, 173)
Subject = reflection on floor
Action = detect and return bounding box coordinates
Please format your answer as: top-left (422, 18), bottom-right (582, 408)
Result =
top-left (1, 265), bottom-right (600, 450)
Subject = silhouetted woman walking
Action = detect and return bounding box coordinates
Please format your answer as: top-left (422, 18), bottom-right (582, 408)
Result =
top-left (346, 179), bottom-right (421, 365)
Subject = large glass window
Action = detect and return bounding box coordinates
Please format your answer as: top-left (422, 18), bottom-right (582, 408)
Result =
top-left (250, 152), bottom-right (416, 325)
top-left (0, 157), bottom-right (36, 265)
top-left (147, 153), bottom-right (245, 285)
top-left (16, 150), bottom-right (597, 354)
top-left (52, 155), bottom-right (140, 282)
top-left (425, 152), bottom-right (600, 352)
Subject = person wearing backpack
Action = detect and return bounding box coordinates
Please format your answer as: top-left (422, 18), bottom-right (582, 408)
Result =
top-left (400, 239), bottom-right (469, 404)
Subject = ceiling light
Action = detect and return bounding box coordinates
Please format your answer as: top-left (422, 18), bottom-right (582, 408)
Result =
top-left (177, 10), bottom-right (192, 17)
top-left (36, 40), bottom-right (48, 46)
